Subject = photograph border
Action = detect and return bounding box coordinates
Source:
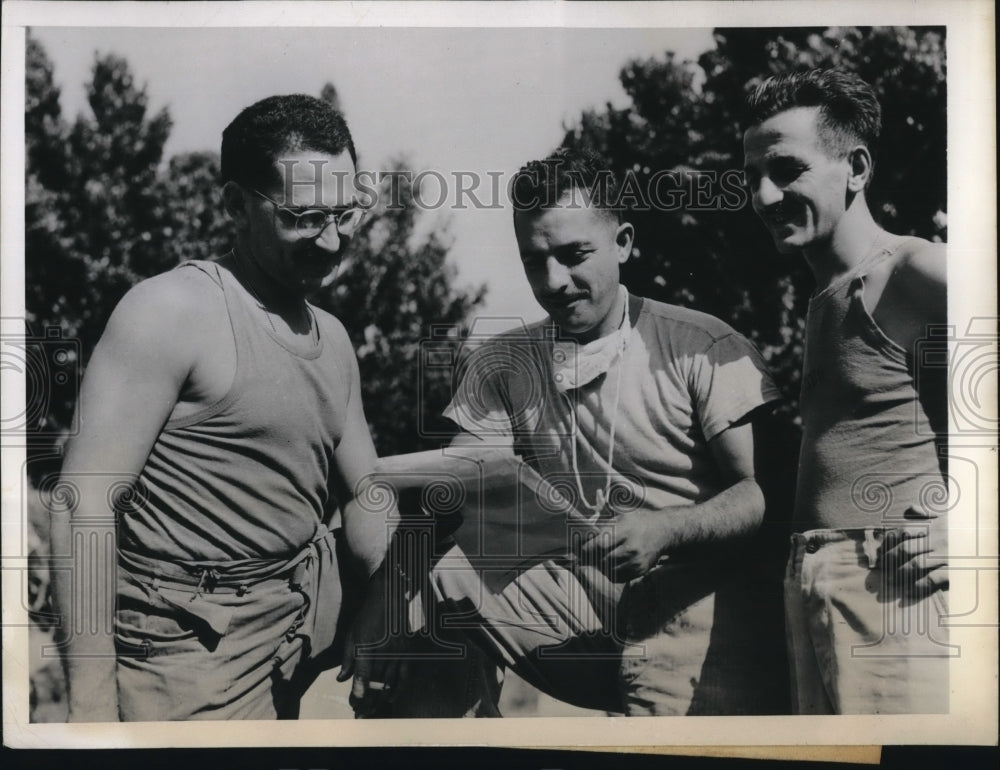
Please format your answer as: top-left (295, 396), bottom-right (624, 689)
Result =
top-left (2, 0), bottom-right (996, 752)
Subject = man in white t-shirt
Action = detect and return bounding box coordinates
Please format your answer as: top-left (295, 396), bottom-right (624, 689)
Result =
top-left (354, 148), bottom-right (785, 716)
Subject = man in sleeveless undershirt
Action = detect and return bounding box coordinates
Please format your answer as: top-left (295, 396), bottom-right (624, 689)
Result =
top-left (52, 95), bottom-right (398, 720)
top-left (743, 69), bottom-right (949, 714)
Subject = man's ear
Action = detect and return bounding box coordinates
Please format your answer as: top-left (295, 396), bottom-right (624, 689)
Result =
top-left (222, 181), bottom-right (250, 226)
top-left (846, 145), bottom-right (874, 193)
top-left (615, 221), bottom-right (635, 264)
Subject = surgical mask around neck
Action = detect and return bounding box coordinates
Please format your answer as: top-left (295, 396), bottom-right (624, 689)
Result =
top-left (551, 287), bottom-right (630, 393)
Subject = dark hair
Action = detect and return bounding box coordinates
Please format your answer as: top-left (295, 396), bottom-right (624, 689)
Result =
top-left (510, 147), bottom-right (622, 222)
top-left (747, 69), bottom-right (882, 162)
top-left (220, 94), bottom-right (357, 192)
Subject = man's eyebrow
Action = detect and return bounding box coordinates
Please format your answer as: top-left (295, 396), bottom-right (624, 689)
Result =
top-left (520, 240), bottom-right (592, 253)
top-left (743, 150), bottom-right (798, 172)
top-left (282, 198), bottom-right (361, 211)
top-left (553, 240), bottom-right (593, 251)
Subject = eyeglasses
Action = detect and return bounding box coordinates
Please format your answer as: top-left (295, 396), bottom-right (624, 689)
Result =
top-left (251, 188), bottom-right (367, 238)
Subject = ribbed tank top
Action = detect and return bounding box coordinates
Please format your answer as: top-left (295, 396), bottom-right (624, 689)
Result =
top-left (794, 241), bottom-right (946, 531)
top-left (122, 261), bottom-right (351, 561)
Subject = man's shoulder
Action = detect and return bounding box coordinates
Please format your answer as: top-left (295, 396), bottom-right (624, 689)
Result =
top-left (463, 318), bottom-right (550, 351)
top-left (97, 263), bottom-right (227, 372)
top-left (448, 319), bottom-right (550, 391)
top-left (115, 263), bottom-right (223, 328)
top-left (309, 303), bottom-right (348, 335)
top-left (309, 302), bottom-right (367, 367)
top-left (893, 237), bottom-right (947, 286)
top-left (637, 296), bottom-right (743, 347)
top-left (877, 236), bottom-right (947, 320)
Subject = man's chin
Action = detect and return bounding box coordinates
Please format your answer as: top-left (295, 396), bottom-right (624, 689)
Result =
top-left (765, 219), bottom-right (816, 253)
top-left (771, 239), bottom-right (800, 254)
top-left (769, 231), bottom-right (807, 254)
top-left (547, 311), bottom-right (596, 338)
top-left (298, 268), bottom-right (339, 294)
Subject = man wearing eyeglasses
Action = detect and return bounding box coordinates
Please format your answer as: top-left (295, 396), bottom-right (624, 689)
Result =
top-left (52, 94), bottom-right (395, 721)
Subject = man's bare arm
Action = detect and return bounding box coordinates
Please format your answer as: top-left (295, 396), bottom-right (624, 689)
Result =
top-left (581, 420), bottom-right (765, 581)
top-left (51, 277), bottom-right (201, 721)
top-left (874, 240), bottom-right (949, 596)
top-left (330, 334), bottom-right (398, 577)
top-left (873, 240), bottom-right (947, 355)
top-left (328, 325), bottom-right (406, 714)
top-left (667, 419), bottom-right (765, 548)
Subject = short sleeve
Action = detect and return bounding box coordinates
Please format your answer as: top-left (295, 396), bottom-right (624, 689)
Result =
top-left (443, 339), bottom-right (516, 441)
top-left (690, 333), bottom-right (781, 441)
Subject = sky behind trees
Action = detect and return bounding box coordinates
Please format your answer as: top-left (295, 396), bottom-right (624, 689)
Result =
top-left (30, 25), bottom-right (714, 323)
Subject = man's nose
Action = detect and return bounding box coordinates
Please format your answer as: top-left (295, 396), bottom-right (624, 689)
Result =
top-left (543, 257), bottom-right (572, 292)
top-left (753, 176), bottom-right (782, 211)
top-left (314, 221), bottom-right (343, 253)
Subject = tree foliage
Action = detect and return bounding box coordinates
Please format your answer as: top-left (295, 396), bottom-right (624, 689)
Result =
top-left (562, 27), bottom-right (947, 424)
top-left (27, 40), bottom-right (174, 421)
top-left (25, 42), bottom-right (161, 473)
top-left (153, 151), bottom-right (234, 264)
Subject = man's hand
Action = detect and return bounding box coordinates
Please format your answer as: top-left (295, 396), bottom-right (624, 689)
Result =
top-left (336, 565), bottom-right (411, 717)
top-left (578, 510), bottom-right (673, 582)
top-left (879, 506), bottom-right (949, 601)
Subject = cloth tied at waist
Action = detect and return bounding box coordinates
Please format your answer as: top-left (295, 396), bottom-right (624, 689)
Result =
top-left (117, 528), bottom-right (342, 662)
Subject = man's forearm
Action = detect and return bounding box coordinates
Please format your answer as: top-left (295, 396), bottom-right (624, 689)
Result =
top-left (659, 477), bottom-right (765, 553)
top-left (342, 494), bottom-right (399, 578)
top-left (585, 477), bottom-right (766, 580)
top-left (50, 510), bottom-right (120, 720)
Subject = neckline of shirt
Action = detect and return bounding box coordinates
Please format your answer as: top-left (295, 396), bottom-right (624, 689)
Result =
top-left (809, 237), bottom-right (904, 308)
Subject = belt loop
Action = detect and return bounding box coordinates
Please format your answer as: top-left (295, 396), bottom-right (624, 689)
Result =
top-left (192, 567), bottom-right (219, 600)
top-left (862, 529), bottom-right (881, 569)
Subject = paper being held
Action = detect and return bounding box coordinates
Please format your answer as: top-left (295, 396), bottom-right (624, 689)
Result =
top-left (374, 447), bottom-right (598, 591)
